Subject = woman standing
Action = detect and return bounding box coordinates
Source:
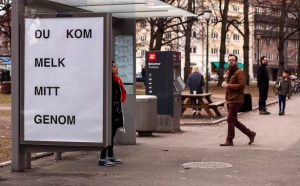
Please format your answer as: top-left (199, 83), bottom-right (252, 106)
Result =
top-left (99, 61), bottom-right (127, 166)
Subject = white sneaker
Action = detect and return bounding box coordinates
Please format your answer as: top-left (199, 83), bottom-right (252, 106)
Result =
top-left (108, 156), bottom-right (123, 164)
top-left (98, 159), bottom-right (115, 167)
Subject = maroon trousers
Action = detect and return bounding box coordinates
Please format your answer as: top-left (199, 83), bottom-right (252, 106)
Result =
top-left (226, 103), bottom-right (252, 140)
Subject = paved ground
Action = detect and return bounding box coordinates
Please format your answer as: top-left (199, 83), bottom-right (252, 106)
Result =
top-left (1, 96), bottom-right (300, 185)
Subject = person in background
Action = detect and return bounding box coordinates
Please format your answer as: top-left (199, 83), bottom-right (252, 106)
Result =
top-left (275, 69), bottom-right (292, 115)
top-left (187, 66), bottom-right (205, 115)
top-left (141, 65), bottom-right (146, 86)
top-left (221, 54), bottom-right (256, 146)
top-left (257, 56), bottom-right (270, 115)
top-left (99, 61), bottom-right (127, 167)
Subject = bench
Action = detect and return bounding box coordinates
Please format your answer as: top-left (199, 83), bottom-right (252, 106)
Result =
top-left (208, 101), bottom-right (225, 108)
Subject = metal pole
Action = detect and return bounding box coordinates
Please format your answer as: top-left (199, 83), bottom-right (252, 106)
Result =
top-left (205, 19), bottom-right (209, 93)
top-left (256, 38), bottom-right (260, 76)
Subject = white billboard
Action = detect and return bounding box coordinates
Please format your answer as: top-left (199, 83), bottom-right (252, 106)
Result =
top-left (24, 17), bottom-right (104, 143)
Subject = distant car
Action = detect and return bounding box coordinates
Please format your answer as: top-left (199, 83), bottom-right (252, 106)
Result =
top-left (209, 73), bottom-right (226, 82)
top-left (210, 74), bottom-right (218, 81)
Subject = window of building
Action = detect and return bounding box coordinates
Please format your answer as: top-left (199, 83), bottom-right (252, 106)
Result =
top-left (288, 40), bottom-right (293, 47)
top-left (141, 35), bottom-right (146, 42)
top-left (266, 38), bottom-right (272, 46)
top-left (165, 32), bottom-right (171, 39)
top-left (211, 32), bottom-right (218, 39)
top-left (211, 17), bottom-right (218, 24)
top-left (255, 23), bottom-right (263, 30)
top-left (265, 25), bottom-right (272, 30)
top-left (273, 26), bottom-right (279, 31)
top-left (226, 34), bottom-right (231, 40)
top-left (233, 34), bottom-right (240, 41)
top-left (255, 7), bottom-right (262, 14)
top-left (268, 53), bottom-right (273, 60)
top-left (256, 52), bottom-right (262, 60)
top-left (233, 49), bottom-right (239, 55)
top-left (211, 48), bottom-right (219, 54)
top-left (192, 47), bottom-right (197, 53)
top-left (265, 8), bottom-right (272, 15)
top-left (296, 41), bottom-right (299, 47)
top-left (141, 21), bottom-right (146, 27)
top-left (232, 4), bottom-right (239, 12)
top-left (192, 31), bottom-right (197, 38)
top-left (288, 13), bottom-right (295, 18)
top-left (277, 10), bottom-right (281, 16)
top-left (141, 50), bottom-right (145, 57)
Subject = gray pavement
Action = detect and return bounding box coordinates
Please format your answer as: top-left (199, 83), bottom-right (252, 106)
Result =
top-left (1, 96), bottom-right (300, 185)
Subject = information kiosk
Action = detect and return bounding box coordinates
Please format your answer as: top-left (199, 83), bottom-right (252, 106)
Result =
top-left (145, 51), bottom-right (182, 132)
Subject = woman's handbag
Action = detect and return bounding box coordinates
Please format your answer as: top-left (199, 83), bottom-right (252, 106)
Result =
top-left (239, 85), bottom-right (252, 113)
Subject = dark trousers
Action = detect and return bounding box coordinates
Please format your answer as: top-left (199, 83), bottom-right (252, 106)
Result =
top-left (100, 126), bottom-right (118, 159)
top-left (258, 88), bottom-right (268, 111)
top-left (278, 95), bottom-right (287, 113)
top-left (227, 103), bottom-right (252, 140)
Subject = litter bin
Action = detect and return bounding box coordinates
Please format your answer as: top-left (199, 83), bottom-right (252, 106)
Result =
top-left (136, 95), bottom-right (157, 136)
top-left (0, 81), bottom-right (11, 94)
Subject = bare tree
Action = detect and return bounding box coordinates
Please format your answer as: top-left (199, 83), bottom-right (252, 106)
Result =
top-left (232, 0), bottom-right (251, 84)
top-left (0, 0), bottom-right (11, 55)
top-left (215, 0), bottom-right (231, 86)
top-left (297, 0), bottom-right (300, 77)
top-left (142, 0), bottom-right (203, 81)
top-left (183, 0), bottom-right (196, 82)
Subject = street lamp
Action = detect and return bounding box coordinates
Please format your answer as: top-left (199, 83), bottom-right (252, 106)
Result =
top-left (256, 32), bottom-right (261, 77)
top-left (203, 10), bottom-right (212, 93)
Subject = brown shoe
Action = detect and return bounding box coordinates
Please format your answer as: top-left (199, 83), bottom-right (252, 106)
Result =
top-left (220, 139), bottom-right (233, 146)
top-left (248, 132), bottom-right (256, 145)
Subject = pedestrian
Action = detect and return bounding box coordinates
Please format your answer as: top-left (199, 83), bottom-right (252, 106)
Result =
top-left (141, 65), bottom-right (146, 86)
top-left (221, 54), bottom-right (256, 146)
top-left (275, 69), bottom-right (292, 115)
top-left (187, 65), bottom-right (205, 115)
top-left (257, 56), bottom-right (271, 115)
top-left (99, 60), bottom-right (127, 166)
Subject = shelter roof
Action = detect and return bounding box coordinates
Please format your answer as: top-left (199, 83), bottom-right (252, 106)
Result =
top-left (47, 0), bottom-right (196, 18)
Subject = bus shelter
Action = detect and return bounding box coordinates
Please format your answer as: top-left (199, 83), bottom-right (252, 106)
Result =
top-left (11, 0), bottom-right (195, 171)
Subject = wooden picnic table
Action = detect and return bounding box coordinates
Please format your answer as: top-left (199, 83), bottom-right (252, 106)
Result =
top-left (181, 92), bottom-right (225, 118)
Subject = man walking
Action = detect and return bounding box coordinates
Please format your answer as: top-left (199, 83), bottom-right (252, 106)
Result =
top-left (220, 54), bottom-right (256, 146)
top-left (257, 56), bottom-right (270, 115)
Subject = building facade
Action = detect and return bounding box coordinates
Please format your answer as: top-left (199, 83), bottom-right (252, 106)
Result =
top-left (252, 1), bottom-right (299, 80)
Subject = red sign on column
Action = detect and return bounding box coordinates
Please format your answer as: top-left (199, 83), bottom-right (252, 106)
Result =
top-left (147, 52), bottom-right (157, 62)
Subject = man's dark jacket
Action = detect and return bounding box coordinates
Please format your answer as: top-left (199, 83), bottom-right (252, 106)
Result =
top-left (257, 64), bottom-right (269, 99)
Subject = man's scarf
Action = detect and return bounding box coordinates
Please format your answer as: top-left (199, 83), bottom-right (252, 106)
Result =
top-left (113, 74), bottom-right (127, 103)
top-left (226, 64), bottom-right (238, 82)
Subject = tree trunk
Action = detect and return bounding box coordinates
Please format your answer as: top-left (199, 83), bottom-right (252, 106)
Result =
top-left (278, 0), bottom-right (287, 77)
top-left (217, 0), bottom-right (230, 86)
top-left (184, 0), bottom-right (195, 82)
top-left (243, 0), bottom-right (250, 85)
top-left (297, 1), bottom-right (300, 78)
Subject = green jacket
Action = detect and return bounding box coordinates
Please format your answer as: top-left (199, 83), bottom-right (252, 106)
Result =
top-left (275, 77), bottom-right (292, 97)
